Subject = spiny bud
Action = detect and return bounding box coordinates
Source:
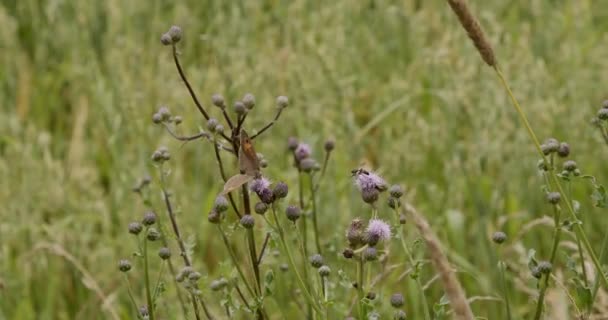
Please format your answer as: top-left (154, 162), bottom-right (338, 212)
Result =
top-left (146, 228), bottom-right (161, 241)
top-left (318, 265), bottom-right (331, 277)
top-left (532, 267), bottom-right (542, 279)
top-left (208, 210), bottom-right (221, 224)
top-left (157, 106), bottom-right (171, 121)
top-left (598, 108), bottom-right (608, 120)
top-left (210, 278), bottom-right (228, 291)
top-left (541, 138), bottom-right (559, 155)
top-left (242, 93), bottom-right (255, 110)
top-left (309, 254), bottom-right (324, 268)
top-left (491, 231), bottom-right (507, 244)
top-left (557, 142), bottom-right (570, 158)
top-left (273, 182), bottom-right (289, 199)
top-left (212, 94), bottom-right (225, 109)
top-left (160, 33), bottom-right (172, 46)
top-left (394, 310), bottom-right (407, 320)
top-left (299, 158), bottom-right (317, 173)
top-left (342, 248), bottom-right (354, 259)
top-left (207, 118), bottom-right (219, 132)
top-left (142, 211), bottom-right (157, 226)
top-left (276, 96), bottom-right (289, 109)
top-left (234, 101), bottom-right (246, 115)
top-left (254, 202), bottom-right (268, 215)
top-left (152, 113), bottom-right (162, 124)
top-left (158, 247), bottom-right (171, 260)
top-left (168, 25), bottom-right (182, 43)
top-left (118, 259), bottom-right (132, 272)
top-left (286, 205), bottom-right (301, 222)
top-left (363, 247), bottom-right (378, 261)
top-left (361, 188), bottom-right (379, 204)
top-left (324, 139), bottom-right (335, 152)
top-left (389, 185), bottom-right (404, 198)
top-left (546, 192), bottom-right (561, 205)
top-left (188, 271), bottom-right (202, 281)
top-left (366, 292), bottom-right (376, 300)
top-left (390, 293), bottom-right (404, 308)
top-left (537, 261), bottom-right (552, 274)
top-left (173, 116), bottom-right (182, 125)
top-left (287, 137), bottom-right (298, 151)
top-left (563, 160), bottom-right (577, 172)
top-left (128, 222), bottom-right (143, 235)
top-left (240, 215), bottom-right (255, 229)
top-left (214, 195), bottom-right (229, 213)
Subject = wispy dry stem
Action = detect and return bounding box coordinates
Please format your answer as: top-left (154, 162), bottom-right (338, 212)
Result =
top-left (404, 203), bottom-right (475, 320)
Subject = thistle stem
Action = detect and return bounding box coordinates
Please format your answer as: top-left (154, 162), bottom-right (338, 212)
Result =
top-left (271, 206), bottom-right (323, 314)
top-left (309, 174), bottom-right (322, 255)
top-left (143, 231), bottom-right (155, 320)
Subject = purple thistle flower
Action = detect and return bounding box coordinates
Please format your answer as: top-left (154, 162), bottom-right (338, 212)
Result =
top-left (294, 143), bottom-right (312, 161)
top-left (354, 171), bottom-right (387, 193)
top-left (250, 177), bottom-right (271, 194)
top-left (366, 219), bottom-right (391, 245)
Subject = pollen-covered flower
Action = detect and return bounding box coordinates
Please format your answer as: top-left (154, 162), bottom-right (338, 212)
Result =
top-left (354, 171), bottom-right (387, 193)
top-left (294, 143), bottom-right (312, 161)
top-left (250, 177), bottom-right (271, 194)
top-left (366, 219), bottom-right (391, 246)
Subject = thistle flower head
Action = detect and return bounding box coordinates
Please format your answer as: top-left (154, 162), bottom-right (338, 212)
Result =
top-left (295, 143), bottom-right (312, 161)
top-left (366, 219), bottom-right (391, 245)
top-left (250, 177), bottom-right (271, 194)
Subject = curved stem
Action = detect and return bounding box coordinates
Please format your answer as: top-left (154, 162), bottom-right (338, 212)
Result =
top-left (172, 45), bottom-right (209, 120)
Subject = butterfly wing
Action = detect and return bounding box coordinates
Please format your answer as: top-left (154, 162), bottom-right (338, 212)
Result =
top-left (221, 174), bottom-right (254, 195)
top-left (239, 130), bottom-right (260, 176)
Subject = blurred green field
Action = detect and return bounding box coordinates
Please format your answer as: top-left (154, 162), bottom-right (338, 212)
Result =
top-left (2, 0), bottom-right (608, 319)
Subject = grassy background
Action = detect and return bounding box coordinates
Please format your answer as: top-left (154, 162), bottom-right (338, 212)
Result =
top-left (2, 0), bottom-right (608, 319)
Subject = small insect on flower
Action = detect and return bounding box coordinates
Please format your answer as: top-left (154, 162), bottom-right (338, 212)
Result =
top-left (352, 169), bottom-right (388, 192)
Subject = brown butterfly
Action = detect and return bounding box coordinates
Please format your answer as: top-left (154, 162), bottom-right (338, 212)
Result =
top-left (221, 130), bottom-right (261, 195)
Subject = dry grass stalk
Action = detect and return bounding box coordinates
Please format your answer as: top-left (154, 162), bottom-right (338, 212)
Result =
top-left (404, 202), bottom-right (475, 320)
top-left (446, 0), bottom-right (496, 67)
